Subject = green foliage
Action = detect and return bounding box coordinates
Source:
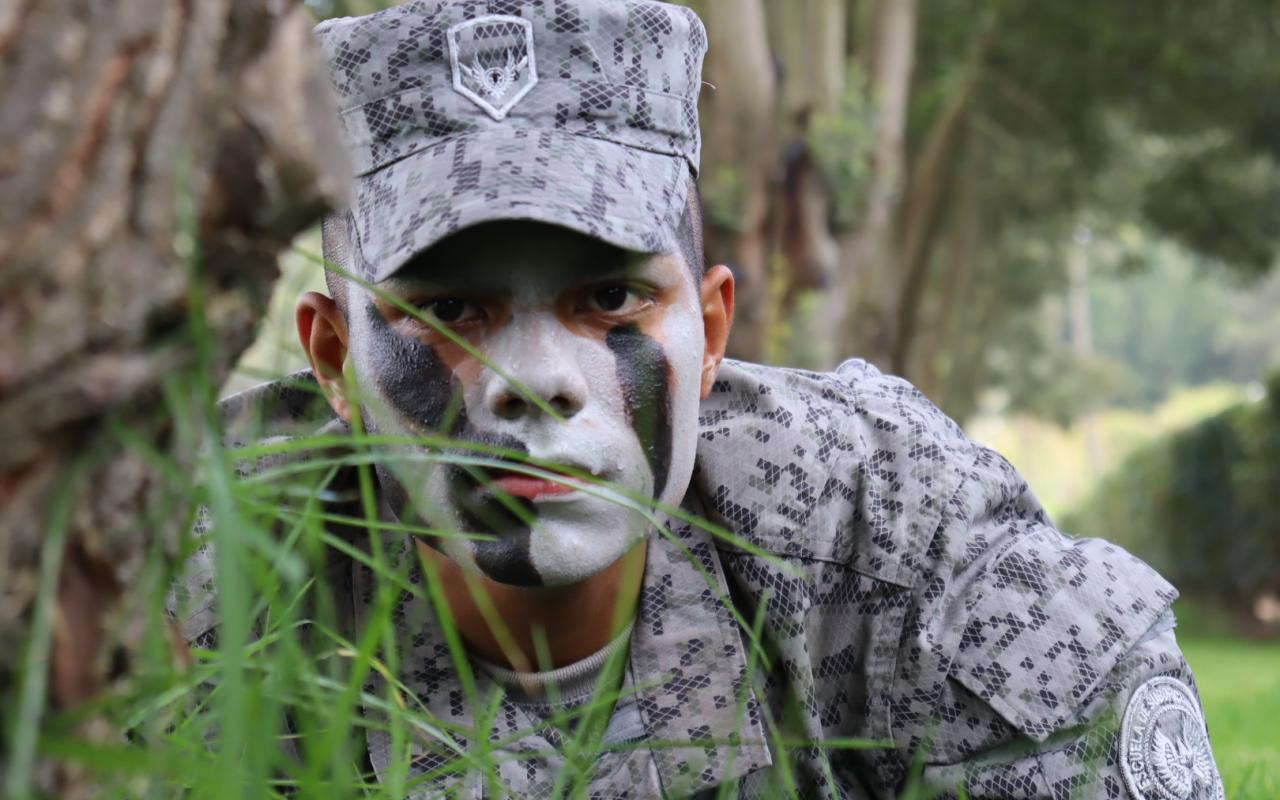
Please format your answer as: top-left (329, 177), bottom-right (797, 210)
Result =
top-left (990, 341), bottom-right (1125, 429)
top-left (808, 65), bottom-right (875, 229)
top-left (987, 0), bottom-right (1280, 276)
top-left (1064, 372), bottom-right (1280, 612)
top-left (1143, 145), bottom-right (1280, 276)
top-left (1086, 235), bottom-right (1280, 409)
top-left (701, 164), bottom-right (750, 233)
top-left (910, 0), bottom-right (1278, 420)
top-left (991, 215), bottom-right (1280, 425)
top-left (1178, 614), bottom-right (1280, 800)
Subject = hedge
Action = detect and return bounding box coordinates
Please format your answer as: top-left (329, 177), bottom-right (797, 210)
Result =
top-left (1062, 371), bottom-right (1280, 613)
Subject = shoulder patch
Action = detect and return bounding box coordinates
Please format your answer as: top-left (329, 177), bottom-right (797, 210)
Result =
top-left (1121, 676), bottom-right (1224, 800)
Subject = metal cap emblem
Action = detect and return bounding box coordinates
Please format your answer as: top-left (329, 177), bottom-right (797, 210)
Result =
top-left (447, 16), bottom-right (538, 121)
top-left (1120, 677), bottom-right (1224, 800)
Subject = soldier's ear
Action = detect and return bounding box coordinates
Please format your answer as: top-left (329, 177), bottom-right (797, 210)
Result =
top-left (296, 291), bottom-right (352, 421)
top-left (698, 264), bottom-right (734, 399)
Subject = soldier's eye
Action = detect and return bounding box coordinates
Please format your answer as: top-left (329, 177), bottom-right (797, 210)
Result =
top-left (586, 285), bottom-right (645, 314)
top-left (417, 298), bottom-right (479, 324)
top-left (595, 287), bottom-right (629, 311)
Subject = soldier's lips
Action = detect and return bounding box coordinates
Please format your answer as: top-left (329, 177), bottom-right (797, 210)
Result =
top-left (476, 469), bottom-right (584, 501)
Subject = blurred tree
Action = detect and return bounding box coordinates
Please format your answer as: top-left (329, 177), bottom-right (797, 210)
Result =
top-left (0, 2), bottom-right (347, 796)
top-left (683, 0), bottom-right (779, 360)
top-left (677, 0), bottom-right (1279, 424)
top-left (991, 0), bottom-right (1280, 273)
top-left (901, 0), bottom-right (1280, 417)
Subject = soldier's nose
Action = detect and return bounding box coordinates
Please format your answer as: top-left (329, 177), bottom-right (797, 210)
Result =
top-left (488, 381), bottom-right (584, 421)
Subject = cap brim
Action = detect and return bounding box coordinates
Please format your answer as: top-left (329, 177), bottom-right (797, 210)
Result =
top-left (347, 127), bottom-right (690, 282)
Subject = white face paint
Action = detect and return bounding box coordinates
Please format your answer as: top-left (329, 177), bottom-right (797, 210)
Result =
top-left (343, 222), bottom-right (706, 587)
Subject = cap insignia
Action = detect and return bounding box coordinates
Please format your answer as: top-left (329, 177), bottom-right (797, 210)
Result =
top-left (447, 16), bottom-right (538, 121)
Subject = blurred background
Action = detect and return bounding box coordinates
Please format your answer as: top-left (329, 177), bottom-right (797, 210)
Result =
top-left (230, 0), bottom-right (1279, 790)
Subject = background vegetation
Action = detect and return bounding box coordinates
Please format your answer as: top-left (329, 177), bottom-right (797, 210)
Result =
top-left (1064, 372), bottom-right (1280, 622)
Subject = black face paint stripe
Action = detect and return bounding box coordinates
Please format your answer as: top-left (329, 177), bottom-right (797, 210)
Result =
top-left (360, 301), bottom-right (546, 587)
top-left (450, 432), bottom-right (542, 587)
top-left (381, 457), bottom-right (545, 588)
top-left (471, 514), bottom-right (540, 583)
top-left (605, 324), bottom-right (673, 499)
top-left (363, 301), bottom-right (457, 433)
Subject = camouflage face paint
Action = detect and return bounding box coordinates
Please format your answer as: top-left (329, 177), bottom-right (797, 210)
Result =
top-left (605, 325), bottom-right (673, 499)
top-left (344, 224), bottom-right (706, 587)
top-left (359, 300), bottom-right (454, 432)
top-left (350, 297), bottom-right (543, 585)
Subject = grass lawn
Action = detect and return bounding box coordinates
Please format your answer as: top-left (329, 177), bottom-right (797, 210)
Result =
top-left (1179, 625), bottom-right (1280, 799)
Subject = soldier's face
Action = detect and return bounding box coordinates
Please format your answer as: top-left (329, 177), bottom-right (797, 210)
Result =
top-left (341, 222), bottom-right (719, 587)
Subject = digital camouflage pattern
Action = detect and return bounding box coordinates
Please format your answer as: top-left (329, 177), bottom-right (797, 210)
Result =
top-left (313, 0), bottom-right (706, 282)
top-left (172, 359), bottom-right (1224, 798)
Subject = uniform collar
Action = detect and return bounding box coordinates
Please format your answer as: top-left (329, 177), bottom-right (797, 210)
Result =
top-left (350, 496), bottom-right (772, 798)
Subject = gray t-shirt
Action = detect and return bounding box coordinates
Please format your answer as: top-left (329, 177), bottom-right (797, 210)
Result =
top-left (474, 623), bottom-right (646, 749)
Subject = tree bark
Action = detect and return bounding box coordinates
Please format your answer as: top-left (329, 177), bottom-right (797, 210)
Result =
top-left (889, 28), bottom-right (992, 374)
top-left (909, 137), bottom-right (986, 402)
top-left (768, 0), bottom-right (845, 321)
top-left (767, 0), bottom-right (847, 124)
top-left (0, 1), bottom-right (348, 795)
top-left (833, 0), bottom-right (917, 370)
top-left (687, 0), bottom-right (778, 361)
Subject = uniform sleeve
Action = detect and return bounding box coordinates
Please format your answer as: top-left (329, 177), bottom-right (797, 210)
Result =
top-left (919, 612), bottom-right (1224, 799)
top-left (164, 396), bottom-right (353, 650)
top-left (819, 360), bottom-right (1224, 799)
top-left (894, 471), bottom-right (1225, 800)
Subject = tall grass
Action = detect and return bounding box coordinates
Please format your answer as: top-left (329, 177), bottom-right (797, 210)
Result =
top-left (6, 238), bottom-right (897, 800)
top-left (1174, 600), bottom-right (1280, 800)
top-left (9, 236), bottom-right (1163, 800)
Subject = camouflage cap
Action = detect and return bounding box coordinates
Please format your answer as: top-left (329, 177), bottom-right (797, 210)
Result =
top-left (314, 0), bottom-right (708, 282)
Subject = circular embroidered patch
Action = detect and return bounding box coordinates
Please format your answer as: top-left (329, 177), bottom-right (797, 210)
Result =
top-left (1120, 677), bottom-right (1224, 800)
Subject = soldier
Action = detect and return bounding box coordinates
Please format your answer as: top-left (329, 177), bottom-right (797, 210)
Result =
top-left (172, 0), bottom-right (1225, 797)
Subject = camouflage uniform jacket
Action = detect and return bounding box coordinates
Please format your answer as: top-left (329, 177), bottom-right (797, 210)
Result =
top-left (174, 358), bottom-right (1224, 799)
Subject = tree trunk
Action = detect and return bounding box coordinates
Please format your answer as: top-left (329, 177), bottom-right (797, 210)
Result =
top-left (767, 0), bottom-right (847, 125)
top-left (909, 136), bottom-right (986, 403)
top-left (687, 0), bottom-right (777, 361)
top-left (833, 0), bottom-right (917, 370)
top-left (769, 0), bottom-right (846, 317)
top-left (937, 198), bottom-right (1010, 423)
top-left (0, 1), bottom-right (348, 796)
top-left (889, 27), bottom-right (992, 376)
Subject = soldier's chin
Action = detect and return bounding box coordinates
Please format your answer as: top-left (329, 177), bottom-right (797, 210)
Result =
top-left (528, 520), bottom-right (648, 588)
